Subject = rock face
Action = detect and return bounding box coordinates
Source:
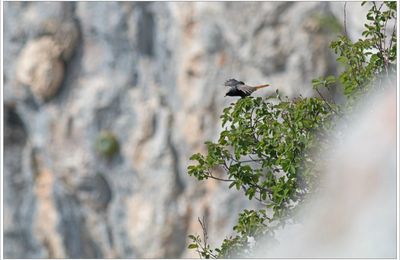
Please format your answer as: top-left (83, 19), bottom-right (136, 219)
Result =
top-left (16, 36), bottom-right (65, 100)
top-left (15, 18), bottom-right (79, 101)
top-left (3, 2), bottom-right (366, 258)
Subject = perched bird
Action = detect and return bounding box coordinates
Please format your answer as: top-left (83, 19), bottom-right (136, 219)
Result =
top-left (224, 79), bottom-right (270, 98)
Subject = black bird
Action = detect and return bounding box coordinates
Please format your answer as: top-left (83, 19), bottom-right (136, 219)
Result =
top-left (224, 79), bottom-right (270, 98)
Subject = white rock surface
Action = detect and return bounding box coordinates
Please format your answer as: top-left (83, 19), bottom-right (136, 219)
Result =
top-left (3, 2), bottom-right (366, 258)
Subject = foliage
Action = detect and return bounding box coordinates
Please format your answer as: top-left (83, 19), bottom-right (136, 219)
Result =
top-left (313, 1), bottom-right (397, 101)
top-left (187, 217), bottom-right (219, 259)
top-left (187, 1), bottom-right (396, 258)
top-left (188, 93), bottom-right (335, 257)
top-left (189, 95), bottom-right (334, 211)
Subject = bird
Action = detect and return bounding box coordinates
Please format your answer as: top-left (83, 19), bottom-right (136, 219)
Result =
top-left (224, 79), bottom-right (270, 98)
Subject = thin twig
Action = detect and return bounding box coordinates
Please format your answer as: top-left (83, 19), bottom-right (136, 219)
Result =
top-left (382, 15), bottom-right (388, 51)
top-left (343, 2), bottom-right (347, 35)
top-left (238, 158), bottom-right (264, 163)
top-left (206, 173), bottom-right (233, 182)
top-left (315, 88), bottom-right (340, 115)
top-left (241, 185), bottom-right (269, 206)
top-left (230, 156), bottom-right (264, 164)
top-left (385, 21), bottom-right (396, 82)
top-left (197, 217), bottom-right (217, 259)
top-left (248, 155), bottom-right (264, 164)
top-left (198, 217), bottom-right (208, 251)
top-left (378, 2), bottom-right (384, 11)
top-left (388, 21), bottom-right (396, 61)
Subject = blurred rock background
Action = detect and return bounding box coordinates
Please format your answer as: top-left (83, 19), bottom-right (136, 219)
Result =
top-left (3, 2), bottom-right (367, 258)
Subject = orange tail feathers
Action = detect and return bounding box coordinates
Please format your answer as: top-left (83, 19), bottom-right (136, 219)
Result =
top-left (254, 84), bottom-right (270, 89)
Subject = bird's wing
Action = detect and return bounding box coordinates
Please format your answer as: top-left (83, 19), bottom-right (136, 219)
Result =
top-left (237, 85), bottom-right (256, 95)
top-left (225, 79), bottom-right (245, 87)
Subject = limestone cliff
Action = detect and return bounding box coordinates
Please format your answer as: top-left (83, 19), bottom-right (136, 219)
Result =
top-left (3, 2), bottom-right (367, 258)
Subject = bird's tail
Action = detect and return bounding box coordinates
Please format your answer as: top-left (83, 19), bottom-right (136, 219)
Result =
top-left (254, 84), bottom-right (270, 89)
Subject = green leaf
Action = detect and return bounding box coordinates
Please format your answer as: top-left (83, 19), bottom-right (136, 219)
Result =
top-left (336, 56), bottom-right (348, 64)
top-left (188, 244), bottom-right (198, 249)
top-left (325, 75), bottom-right (336, 84)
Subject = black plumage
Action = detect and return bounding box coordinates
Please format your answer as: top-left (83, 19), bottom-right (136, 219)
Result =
top-left (224, 78), bottom-right (270, 98)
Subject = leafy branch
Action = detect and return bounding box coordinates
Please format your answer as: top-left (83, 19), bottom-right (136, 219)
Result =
top-left (188, 217), bottom-right (217, 259)
top-left (187, 1), bottom-right (396, 258)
